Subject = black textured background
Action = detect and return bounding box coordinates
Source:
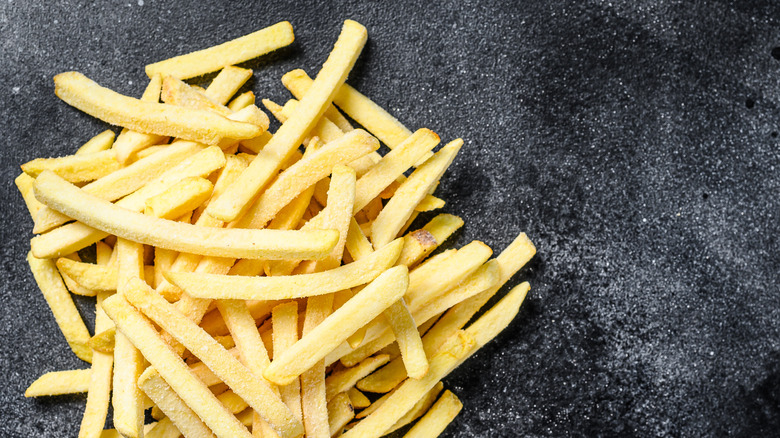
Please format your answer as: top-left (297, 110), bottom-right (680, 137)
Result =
top-left (2, 1), bottom-right (779, 437)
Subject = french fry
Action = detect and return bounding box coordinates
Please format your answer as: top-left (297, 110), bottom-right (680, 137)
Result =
top-left (15, 173), bottom-right (45, 222)
top-left (228, 90), bottom-right (256, 112)
top-left (138, 368), bottom-right (217, 438)
top-left (340, 331), bottom-right (475, 438)
top-left (279, 70), bottom-right (353, 133)
top-left (54, 72), bottom-right (262, 145)
top-left (165, 238), bottom-right (402, 300)
top-left (206, 66), bottom-right (253, 105)
top-left (325, 355), bottom-right (389, 402)
top-left (401, 390), bottom-right (462, 438)
top-left (275, 99), bottom-right (345, 144)
top-left (26, 251), bottom-right (92, 362)
top-left (144, 176), bottom-right (214, 220)
top-left (21, 149), bottom-right (120, 183)
top-left (59, 253), bottom-right (98, 297)
top-left (102, 294), bottom-right (253, 438)
top-left (414, 194), bottom-right (445, 212)
top-left (327, 392), bottom-right (354, 436)
top-left (79, 292), bottom-right (114, 438)
top-left (382, 299), bottom-right (428, 380)
top-left (162, 75), bottom-right (232, 116)
top-left (121, 278), bottom-right (303, 438)
top-left (76, 130), bottom-right (115, 155)
top-left (88, 327), bottom-right (116, 354)
top-left (396, 214), bottom-right (463, 268)
top-left (32, 171), bottom-right (338, 260)
top-left (25, 369), bottom-right (91, 397)
top-left (371, 139), bottom-right (462, 248)
top-left (144, 418), bottom-right (181, 438)
top-left (272, 302), bottom-right (304, 423)
top-left (145, 21), bottom-right (294, 80)
top-left (300, 293), bottom-right (334, 438)
top-left (386, 381), bottom-right (443, 434)
top-left (206, 20), bottom-right (368, 222)
top-left (113, 74), bottom-right (169, 164)
top-left (55, 259), bottom-right (155, 292)
top-left (347, 387), bottom-right (370, 409)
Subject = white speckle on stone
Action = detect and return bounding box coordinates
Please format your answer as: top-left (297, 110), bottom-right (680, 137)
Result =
top-left (138, 0), bottom-right (144, 5)
top-left (12, 86), bottom-right (20, 94)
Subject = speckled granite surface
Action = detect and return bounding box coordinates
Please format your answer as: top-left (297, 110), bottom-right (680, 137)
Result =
top-left (1, 1), bottom-right (779, 437)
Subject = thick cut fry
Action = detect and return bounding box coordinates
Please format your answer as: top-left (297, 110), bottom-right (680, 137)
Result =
top-left (272, 302), bottom-right (303, 422)
top-left (325, 355), bottom-right (389, 402)
top-left (165, 238), bottom-right (402, 300)
top-left (22, 149), bottom-right (120, 183)
top-left (206, 66), bottom-right (253, 105)
top-left (113, 74), bottom-right (168, 164)
top-left (206, 20), bottom-right (368, 222)
top-left (102, 294), bottom-right (252, 438)
top-left (15, 173), bottom-right (45, 221)
top-left (300, 293), bottom-right (334, 438)
top-left (144, 418), bottom-right (180, 438)
top-left (347, 387), bottom-right (370, 409)
top-left (353, 128), bottom-right (440, 212)
top-left (121, 279), bottom-right (303, 438)
top-left (58, 253), bottom-right (97, 297)
top-left (275, 98), bottom-right (345, 144)
top-left (386, 382), bottom-right (443, 434)
top-left (327, 392), bottom-right (354, 436)
top-left (414, 194), bottom-right (445, 211)
top-left (397, 214), bottom-right (463, 267)
top-left (236, 129), bottom-right (377, 229)
top-left (162, 75), bottom-right (231, 116)
top-left (145, 22), bottom-right (294, 80)
top-left (26, 252), bottom-right (92, 362)
top-left (341, 331), bottom-right (475, 438)
top-left (77, 130), bottom-right (116, 155)
top-left (265, 265), bottom-right (409, 386)
top-left (55, 259), bottom-right (154, 292)
top-left (371, 139), bottom-right (462, 248)
top-left (25, 369), bottom-right (91, 397)
top-left (54, 72), bottom-right (262, 145)
top-left (79, 292), bottom-right (114, 438)
top-left (144, 177), bottom-right (213, 219)
top-left (279, 70), bottom-right (354, 133)
top-left (402, 390), bottom-right (462, 438)
top-left (88, 327), bottom-right (116, 353)
top-left (382, 299), bottom-right (428, 379)
top-left (138, 368), bottom-right (217, 438)
top-left (32, 171), bottom-right (338, 260)
top-left (228, 91), bottom-right (256, 112)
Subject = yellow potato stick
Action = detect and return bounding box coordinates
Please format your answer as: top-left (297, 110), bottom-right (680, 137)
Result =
top-left (113, 74), bottom-right (169, 164)
top-left (79, 292), bottom-right (114, 438)
top-left (153, 247), bottom-right (177, 289)
top-left (353, 128), bottom-right (440, 212)
top-left (165, 238), bottom-right (402, 300)
top-left (347, 387), bottom-right (370, 409)
top-left (32, 171), bottom-right (338, 260)
top-left (268, 185), bottom-right (316, 232)
top-left (25, 369), bottom-right (91, 397)
top-left (272, 301), bottom-right (303, 422)
top-left (26, 251), bottom-right (92, 362)
top-left (354, 385), bottom-right (398, 419)
top-left (416, 260), bottom-right (500, 321)
top-left (401, 390), bottom-right (462, 438)
top-left (55, 258), bottom-right (155, 292)
top-left (194, 154), bottom-right (248, 218)
top-left (138, 368), bottom-right (217, 438)
top-left (278, 99), bottom-right (345, 144)
top-left (327, 392), bottom-right (355, 436)
top-left (144, 418), bottom-right (181, 438)
top-left (161, 75), bottom-right (232, 117)
top-left (341, 331), bottom-right (475, 438)
top-left (102, 295), bottom-right (252, 438)
top-left (386, 381), bottom-right (444, 434)
top-left (345, 217), bottom-right (373, 263)
top-left (121, 279), bottom-right (303, 438)
top-left (58, 253), bottom-right (97, 297)
top-left (228, 90), bottom-right (256, 112)
top-left (279, 70), bottom-right (354, 133)
top-left (264, 265), bottom-right (409, 386)
top-left (22, 149), bottom-right (120, 183)
top-left (236, 130), bottom-right (377, 229)
top-left (88, 327), bottom-right (116, 354)
top-left (371, 139), bottom-right (462, 248)
top-left (206, 20), bottom-right (368, 222)
top-left (414, 194), bottom-right (445, 212)
top-left (206, 67), bottom-right (253, 105)
top-left (54, 72), bottom-right (262, 145)
top-left (15, 173), bottom-right (45, 222)
top-left (382, 299), bottom-right (428, 380)
top-left (96, 241), bottom-right (112, 266)
top-left (300, 293), bottom-right (334, 438)
top-left (76, 130), bottom-right (115, 155)
top-left (145, 21), bottom-right (294, 80)
top-left (144, 177), bottom-right (214, 219)
top-left (396, 214), bottom-right (463, 267)
top-left (325, 355), bottom-right (390, 402)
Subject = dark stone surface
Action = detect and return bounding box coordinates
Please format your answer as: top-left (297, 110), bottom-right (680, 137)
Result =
top-left (1, 0), bottom-right (779, 436)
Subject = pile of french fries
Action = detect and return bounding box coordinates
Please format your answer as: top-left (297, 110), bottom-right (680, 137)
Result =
top-left (16, 19), bottom-right (536, 438)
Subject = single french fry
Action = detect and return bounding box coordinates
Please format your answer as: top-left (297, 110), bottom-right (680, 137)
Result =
top-left (165, 238), bottom-right (402, 300)
top-left (79, 292), bottom-right (114, 438)
top-left (386, 381), bottom-right (444, 434)
top-left (145, 22), bottom-right (294, 80)
top-left (76, 129), bottom-right (115, 155)
top-left (228, 91), bottom-right (256, 112)
top-left (153, 247), bottom-right (177, 289)
top-left (121, 278), bottom-right (303, 438)
top-left (54, 72), bottom-right (262, 145)
top-left (26, 251), bottom-right (92, 362)
top-left (144, 176), bottom-right (214, 219)
top-left (272, 302), bottom-right (303, 423)
top-left (145, 417), bottom-right (184, 438)
top-left (341, 331), bottom-right (475, 438)
top-left (300, 293), bottom-right (334, 438)
top-left (59, 253), bottom-right (97, 297)
top-left (102, 294), bottom-right (252, 438)
top-left (371, 139), bottom-right (462, 248)
top-left (113, 74), bottom-right (169, 164)
top-left (279, 70), bottom-right (354, 133)
top-left (21, 149), bottom-right (120, 183)
top-left (382, 299), bottom-right (428, 379)
top-left (345, 217), bottom-right (373, 264)
top-left (327, 392), bottom-right (354, 437)
top-left (138, 368), bottom-right (217, 438)
top-left (347, 387), bottom-right (370, 409)
top-left (25, 369), bottom-right (91, 397)
top-left (15, 173), bottom-right (45, 222)
top-left (414, 194), bottom-right (445, 212)
top-left (55, 259), bottom-right (155, 292)
top-left (396, 214), bottom-right (463, 268)
top-left (206, 66), bottom-right (253, 105)
top-left (32, 171), bottom-right (338, 260)
top-left (88, 327), bottom-right (116, 354)
top-left (402, 390), bottom-right (462, 438)
top-left (162, 75), bottom-right (232, 116)
top-left (239, 130), bottom-right (272, 154)
top-left (206, 20), bottom-right (368, 222)
top-left (325, 355), bottom-right (389, 402)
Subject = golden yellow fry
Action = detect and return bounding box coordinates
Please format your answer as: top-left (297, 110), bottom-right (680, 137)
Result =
top-left (79, 292), bottom-right (114, 438)
top-left (386, 381), bottom-right (443, 434)
top-left (58, 253), bottom-right (97, 297)
top-left (279, 70), bottom-right (354, 133)
top-left (144, 418), bottom-right (181, 438)
top-left (228, 91), bottom-right (255, 112)
top-left (15, 173), bottom-right (45, 222)
top-left (206, 66), bottom-right (253, 105)
top-left (347, 387), bottom-right (370, 409)
top-left (371, 139), bottom-right (462, 248)
top-left (102, 294), bottom-right (252, 438)
top-left (24, 369), bottom-right (91, 397)
top-left (397, 213), bottom-right (463, 267)
top-left (113, 74), bottom-right (169, 164)
top-left (122, 278), bottom-right (303, 438)
top-left (402, 390), bottom-right (462, 438)
top-left (239, 130), bottom-right (272, 154)
top-left (22, 149), bottom-right (120, 183)
top-left (353, 128), bottom-right (440, 212)
top-left (264, 265), bottom-right (409, 386)
top-left (55, 258), bottom-right (154, 292)
top-left (325, 354), bottom-right (389, 402)
top-left (354, 384), bottom-right (398, 419)
top-left (195, 154), bottom-right (248, 218)
top-left (276, 99), bottom-right (345, 144)
top-left (162, 75), bottom-right (232, 116)
top-left (138, 368), bottom-right (217, 438)
top-left (341, 331), bottom-right (475, 438)
top-left (145, 21), bottom-right (294, 80)
top-left (54, 72), bottom-right (262, 145)
top-left (144, 176), bottom-right (214, 219)
top-left (165, 238), bottom-right (402, 300)
top-left (96, 241), bottom-right (112, 266)
top-left (414, 194), bottom-right (445, 212)
top-left (327, 392), bottom-right (354, 436)
top-left (32, 171), bottom-right (338, 260)
top-left (206, 20), bottom-right (368, 222)
top-left (26, 251), bottom-right (92, 362)
top-left (300, 293), bottom-right (334, 438)
top-left (88, 327), bottom-right (116, 354)
top-left (272, 301), bottom-right (303, 422)
top-left (76, 130), bottom-right (115, 155)
top-left (383, 299), bottom-right (428, 379)
top-left (236, 129), bottom-right (378, 229)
